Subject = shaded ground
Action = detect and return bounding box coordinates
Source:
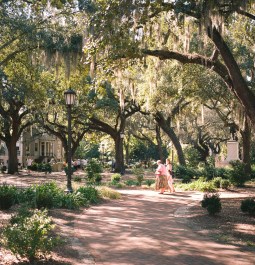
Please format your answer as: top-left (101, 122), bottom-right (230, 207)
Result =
top-left (186, 187), bottom-right (255, 249)
top-left (0, 171), bottom-right (254, 264)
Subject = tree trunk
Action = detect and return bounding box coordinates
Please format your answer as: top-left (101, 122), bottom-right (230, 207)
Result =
top-left (155, 113), bottom-right (186, 166)
top-left (114, 135), bottom-right (125, 173)
top-left (6, 139), bottom-right (18, 174)
top-left (155, 125), bottom-right (164, 161)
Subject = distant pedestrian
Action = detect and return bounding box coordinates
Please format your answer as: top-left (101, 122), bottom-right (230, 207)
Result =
top-left (166, 158), bottom-right (175, 193)
top-left (155, 160), bottom-right (168, 194)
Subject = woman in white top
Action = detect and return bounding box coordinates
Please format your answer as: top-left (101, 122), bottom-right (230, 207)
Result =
top-left (166, 158), bottom-right (175, 193)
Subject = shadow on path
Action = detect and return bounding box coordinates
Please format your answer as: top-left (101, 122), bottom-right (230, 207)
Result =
top-left (72, 190), bottom-right (255, 265)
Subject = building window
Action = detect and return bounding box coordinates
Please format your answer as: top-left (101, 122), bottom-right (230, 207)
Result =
top-left (35, 143), bottom-right (38, 152)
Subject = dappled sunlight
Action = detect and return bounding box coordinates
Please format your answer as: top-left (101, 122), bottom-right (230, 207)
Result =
top-left (71, 190), bottom-right (255, 265)
top-left (235, 223), bottom-right (255, 234)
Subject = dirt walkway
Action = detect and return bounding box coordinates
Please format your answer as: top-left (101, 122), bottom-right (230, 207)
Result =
top-left (72, 189), bottom-right (255, 265)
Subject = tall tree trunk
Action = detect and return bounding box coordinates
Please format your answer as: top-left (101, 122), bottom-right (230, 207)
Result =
top-left (155, 125), bottom-right (164, 161)
top-left (114, 135), bottom-right (124, 173)
top-left (240, 116), bottom-right (252, 174)
top-left (155, 113), bottom-right (186, 166)
top-left (6, 139), bottom-right (18, 174)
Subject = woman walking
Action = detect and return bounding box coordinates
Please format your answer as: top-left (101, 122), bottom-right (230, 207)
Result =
top-left (166, 158), bottom-right (175, 193)
top-left (155, 160), bottom-right (169, 194)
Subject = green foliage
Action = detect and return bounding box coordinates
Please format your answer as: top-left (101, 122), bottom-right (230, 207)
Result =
top-left (1, 208), bottom-right (60, 262)
top-left (201, 193), bottom-right (222, 215)
top-left (58, 192), bottom-right (88, 210)
top-left (132, 168), bottom-right (144, 185)
top-left (18, 182), bottom-right (87, 210)
top-left (212, 177), bottom-right (222, 188)
top-left (64, 166), bottom-right (76, 176)
top-left (124, 179), bottom-right (139, 186)
top-left (129, 139), bottom-right (167, 161)
top-left (184, 146), bottom-right (201, 167)
top-left (111, 173), bottom-right (121, 182)
top-left (76, 186), bottom-right (100, 204)
top-left (29, 163), bottom-right (52, 173)
top-left (241, 198), bottom-right (255, 215)
top-left (73, 175), bottom-right (82, 182)
top-left (144, 179), bottom-right (155, 187)
top-left (85, 159), bottom-right (103, 183)
top-left (177, 178), bottom-right (216, 192)
top-left (98, 187), bottom-right (121, 199)
top-left (220, 179), bottom-right (231, 189)
top-left (174, 165), bottom-right (197, 183)
top-left (202, 165), bottom-right (215, 181)
top-left (214, 168), bottom-right (230, 179)
top-left (34, 182), bottom-right (60, 209)
top-left (0, 185), bottom-right (18, 210)
top-left (94, 173), bottom-right (103, 184)
top-left (228, 160), bottom-right (248, 187)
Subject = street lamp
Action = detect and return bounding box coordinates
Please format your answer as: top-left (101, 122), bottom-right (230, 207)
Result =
top-left (120, 132), bottom-right (125, 175)
top-left (64, 89), bottom-right (76, 193)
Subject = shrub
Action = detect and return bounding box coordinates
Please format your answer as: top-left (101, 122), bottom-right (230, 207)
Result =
top-left (174, 165), bottom-right (196, 183)
top-left (132, 168), bottom-right (144, 185)
top-left (58, 192), bottom-right (87, 210)
top-left (241, 198), bottom-right (255, 215)
top-left (202, 166), bottom-right (215, 181)
top-left (34, 182), bottom-right (61, 209)
top-left (0, 185), bottom-right (18, 210)
top-left (111, 173), bottom-right (121, 182)
top-left (176, 178), bottom-right (216, 192)
top-left (144, 179), bottom-right (155, 187)
top-left (201, 193), bottom-right (222, 215)
top-left (76, 186), bottom-right (100, 204)
top-left (220, 179), bottom-right (231, 189)
top-left (212, 177), bottom-right (222, 188)
top-left (86, 159), bottom-right (102, 183)
top-left (124, 179), bottom-right (139, 186)
top-left (184, 146), bottom-right (201, 168)
top-left (98, 187), bottom-right (121, 199)
top-left (1, 208), bottom-right (60, 262)
top-left (228, 160), bottom-right (248, 187)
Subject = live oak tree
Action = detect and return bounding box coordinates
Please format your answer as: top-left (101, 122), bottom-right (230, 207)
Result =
top-left (0, 55), bottom-right (47, 174)
top-left (82, 1), bottom-right (255, 127)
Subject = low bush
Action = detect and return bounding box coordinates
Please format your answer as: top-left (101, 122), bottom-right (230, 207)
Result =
top-left (98, 187), bottom-right (121, 199)
top-left (132, 168), bottom-right (144, 185)
top-left (220, 179), bottom-right (231, 189)
top-left (174, 165), bottom-right (197, 183)
top-left (58, 192), bottom-right (88, 210)
top-left (1, 208), bottom-right (60, 262)
top-left (144, 179), bottom-right (155, 187)
top-left (111, 173), bottom-right (121, 183)
top-left (124, 179), bottom-right (139, 186)
top-left (201, 193), bottom-right (222, 215)
top-left (212, 177), bottom-right (222, 188)
top-left (0, 185), bottom-right (18, 210)
top-left (241, 198), bottom-right (255, 215)
top-left (228, 160), bottom-right (249, 187)
top-left (76, 186), bottom-right (100, 204)
top-left (176, 179), bottom-right (216, 192)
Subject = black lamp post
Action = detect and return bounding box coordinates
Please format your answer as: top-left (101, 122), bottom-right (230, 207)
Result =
top-left (64, 89), bottom-right (76, 193)
top-left (120, 132), bottom-right (125, 175)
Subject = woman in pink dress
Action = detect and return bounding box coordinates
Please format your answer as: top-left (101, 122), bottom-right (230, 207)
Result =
top-left (166, 158), bottom-right (175, 193)
top-left (155, 160), bottom-right (168, 194)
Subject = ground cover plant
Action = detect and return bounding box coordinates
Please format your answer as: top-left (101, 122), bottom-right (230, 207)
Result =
top-left (1, 207), bottom-right (60, 262)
